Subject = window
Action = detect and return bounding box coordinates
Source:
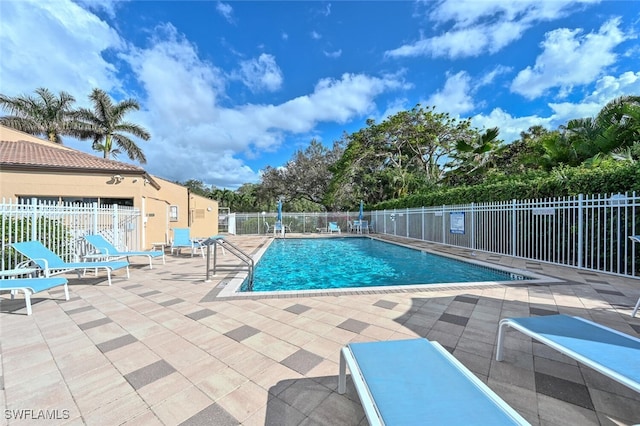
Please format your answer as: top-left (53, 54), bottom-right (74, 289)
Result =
top-left (99, 198), bottom-right (133, 207)
top-left (169, 205), bottom-right (179, 222)
top-left (17, 196), bottom-right (132, 207)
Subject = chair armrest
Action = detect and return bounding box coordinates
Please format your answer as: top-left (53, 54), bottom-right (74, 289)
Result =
top-left (30, 258), bottom-right (50, 276)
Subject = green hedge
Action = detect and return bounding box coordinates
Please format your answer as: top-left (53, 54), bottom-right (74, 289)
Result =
top-left (374, 162), bottom-right (640, 209)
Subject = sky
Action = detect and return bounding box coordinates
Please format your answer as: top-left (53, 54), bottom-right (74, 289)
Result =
top-left (1, 0), bottom-right (639, 190)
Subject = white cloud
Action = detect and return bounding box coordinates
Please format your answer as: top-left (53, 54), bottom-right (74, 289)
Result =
top-left (0, 1), bottom-right (403, 188)
top-left (425, 71), bottom-right (475, 116)
top-left (323, 49), bottom-right (342, 58)
top-left (0, 0), bottom-right (123, 101)
top-left (216, 1), bottom-right (235, 24)
top-left (548, 71), bottom-right (640, 121)
top-left (511, 18), bottom-right (628, 99)
top-left (311, 31), bottom-right (322, 40)
top-left (471, 108), bottom-right (553, 144)
top-left (123, 23), bottom-right (225, 126)
top-left (586, 71), bottom-right (640, 102)
top-left (122, 26), bottom-right (403, 186)
top-left (74, 0), bottom-right (125, 19)
top-left (479, 65), bottom-right (512, 86)
top-left (474, 70), bottom-right (639, 143)
top-left (386, 0), bottom-right (600, 59)
top-left (237, 54), bottom-right (283, 93)
top-left (388, 20), bottom-right (527, 59)
top-left (426, 0), bottom-right (593, 28)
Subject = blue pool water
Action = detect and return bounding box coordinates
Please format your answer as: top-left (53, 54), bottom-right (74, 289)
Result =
top-left (241, 238), bottom-right (523, 292)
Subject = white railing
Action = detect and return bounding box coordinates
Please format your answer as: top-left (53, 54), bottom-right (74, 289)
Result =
top-left (230, 211), bottom-right (366, 235)
top-left (370, 192), bottom-right (640, 278)
top-left (1, 198), bottom-right (141, 269)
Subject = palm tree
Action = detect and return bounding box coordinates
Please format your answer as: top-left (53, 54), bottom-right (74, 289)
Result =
top-left (563, 95), bottom-right (640, 164)
top-left (74, 88), bottom-right (151, 163)
top-left (0, 87), bottom-right (78, 143)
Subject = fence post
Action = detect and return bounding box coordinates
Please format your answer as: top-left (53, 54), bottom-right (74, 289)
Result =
top-left (471, 202), bottom-right (475, 250)
top-left (421, 206), bottom-right (425, 241)
top-left (632, 191), bottom-right (637, 278)
top-left (30, 197), bottom-right (38, 241)
top-left (511, 199), bottom-right (517, 257)
top-left (442, 205), bottom-right (446, 244)
top-left (112, 204), bottom-right (119, 249)
top-left (383, 210), bottom-right (387, 234)
top-left (406, 208), bottom-right (409, 237)
top-left (93, 202), bottom-right (99, 235)
top-left (577, 194), bottom-right (584, 269)
top-left (393, 209), bottom-right (397, 236)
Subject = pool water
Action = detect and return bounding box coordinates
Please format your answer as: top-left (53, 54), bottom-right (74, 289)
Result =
top-left (241, 238), bottom-right (523, 292)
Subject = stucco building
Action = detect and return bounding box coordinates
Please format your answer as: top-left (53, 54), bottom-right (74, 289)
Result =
top-left (0, 125), bottom-right (218, 249)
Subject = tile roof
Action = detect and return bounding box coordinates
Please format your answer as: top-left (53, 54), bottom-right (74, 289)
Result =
top-left (0, 139), bottom-right (145, 173)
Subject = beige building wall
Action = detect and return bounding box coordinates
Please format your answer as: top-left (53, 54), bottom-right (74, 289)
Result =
top-left (151, 177), bottom-right (219, 243)
top-left (1, 169), bottom-right (145, 201)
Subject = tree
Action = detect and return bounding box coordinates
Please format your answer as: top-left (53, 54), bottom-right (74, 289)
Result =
top-left (0, 87), bottom-right (79, 143)
top-left (180, 179), bottom-right (210, 197)
top-left (445, 127), bottom-right (503, 184)
top-left (491, 125), bottom-right (549, 174)
top-left (260, 139), bottom-right (343, 211)
top-left (327, 105), bottom-right (475, 208)
top-left (555, 95), bottom-right (640, 166)
top-left (74, 88), bottom-right (151, 163)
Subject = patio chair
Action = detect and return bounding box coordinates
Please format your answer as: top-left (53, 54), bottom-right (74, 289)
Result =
top-left (338, 338), bottom-right (529, 425)
top-left (11, 241), bottom-right (129, 286)
top-left (170, 228), bottom-right (205, 257)
top-left (84, 234), bottom-right (165, 269)
top-left (497, 314), bottom-right (640, 393)
top-left (367, 220), bottom-right (375, 233)
top-left (0, 276), bottom-right (69, 315)
top-left (328, 222), bottom-right (341, 234)
top-left (274, 220), bottom-right (284, 236)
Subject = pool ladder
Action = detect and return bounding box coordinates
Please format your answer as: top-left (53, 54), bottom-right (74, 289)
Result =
top-left (204, 237), bottom-right (254, 288)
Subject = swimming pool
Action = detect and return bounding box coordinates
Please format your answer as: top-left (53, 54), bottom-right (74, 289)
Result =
top-left (240, 237), bottom-right (529, 292)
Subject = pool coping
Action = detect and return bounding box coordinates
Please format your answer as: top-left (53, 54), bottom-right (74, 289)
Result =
top-left (214, 235), bottom-right (564, 299)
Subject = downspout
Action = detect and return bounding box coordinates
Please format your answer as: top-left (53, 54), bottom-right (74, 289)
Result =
top-left (187, 189), bottom-right (192, 227)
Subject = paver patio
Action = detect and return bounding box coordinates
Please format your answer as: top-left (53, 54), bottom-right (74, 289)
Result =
top-left (1, 234), bottom-right (639, 425)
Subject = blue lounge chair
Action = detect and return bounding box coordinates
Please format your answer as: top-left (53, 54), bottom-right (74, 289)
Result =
top-left (171, 228), bottom-right (204, 257)
top-left (12, 241), bottom-right (129, 286)
top-left (497, 314), bottom-right (640, 393)
top-left (338, 338), bottom-right (529, 425)
top-left (328, 222), bottom-right (341, 234)
top-left (0, 276), bottom-right (69, 315)
top-left (84, 234), bottom-right (165, 269)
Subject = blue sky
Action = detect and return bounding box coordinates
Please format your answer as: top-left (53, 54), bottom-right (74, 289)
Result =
top-left (1, 1), bottom-right (639, 189)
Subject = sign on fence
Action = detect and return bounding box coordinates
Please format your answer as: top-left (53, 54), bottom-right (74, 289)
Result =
top-left (450, 211), bottom-right (465, 234)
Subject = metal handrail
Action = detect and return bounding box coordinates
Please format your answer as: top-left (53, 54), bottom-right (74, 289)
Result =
top-left (203, 237), bottom-right (254, 288)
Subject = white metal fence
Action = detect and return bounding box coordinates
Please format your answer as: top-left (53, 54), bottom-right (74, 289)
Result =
top-left (229, 211), bottom-right (366, 235)
top-left (1, 198), bottom-right (141, 270)
top-left (369, 192), bottom-right (640, 278)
